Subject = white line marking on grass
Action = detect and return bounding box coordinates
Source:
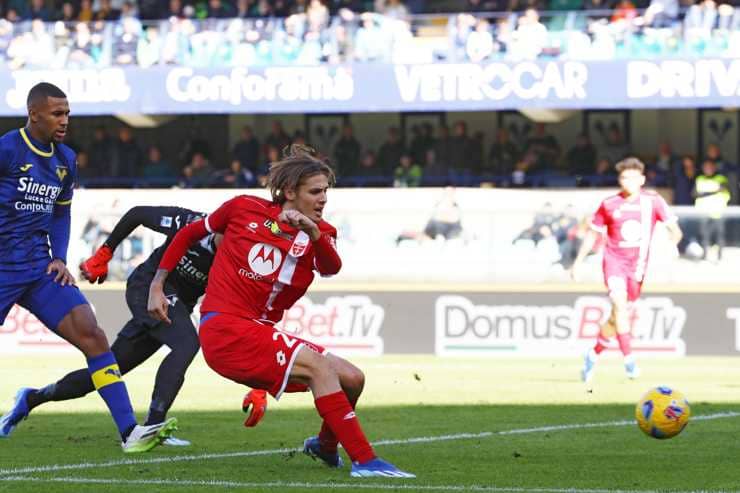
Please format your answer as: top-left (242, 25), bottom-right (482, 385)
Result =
top-left (0, 476), bottom-right (707, 493)
top-left (0, 411), bottom-right (737, 477)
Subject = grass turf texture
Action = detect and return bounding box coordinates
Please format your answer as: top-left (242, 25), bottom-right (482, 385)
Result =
top-left (0, 355), bottom-right (739, 492)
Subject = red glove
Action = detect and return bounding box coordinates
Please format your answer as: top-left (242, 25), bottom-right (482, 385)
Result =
top-left (79, 245), bottom-right (113, 284)
top-left (242, 389), bottom-right (268, 427)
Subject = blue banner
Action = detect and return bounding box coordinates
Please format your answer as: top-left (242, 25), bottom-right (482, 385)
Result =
top-left (1, 59), bottom-right (738, 115)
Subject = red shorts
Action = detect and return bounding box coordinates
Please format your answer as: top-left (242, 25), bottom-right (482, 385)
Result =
top-left (199, 312), bottom-right (326, 399)
top-left (603, 262), bottom-right (642, 302)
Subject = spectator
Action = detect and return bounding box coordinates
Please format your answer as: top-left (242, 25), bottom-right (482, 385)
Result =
top-left (449, 120), bottom-right (473, 174)
top-left (232, 125), bottom-right (260, 173)
top-left (486, 128), bottom-right (519, 176)
top-left (566, 133), bottom-right (596, 176)
top-left (394, 153), bottom-right (423, 187)
top-left (264, 120), bottom-right (291, 155)
top-left (78, 0), bottom-right (94, 21)
top-left (95, 0), bottom-right (121, 21)
top-left (643, 0), bottom-right (679, 27)
top-left (466, 18), bottom-right (494, 63)
top-left (599, 125), bottom-right (630, 166)
top-left (89, 126), bottom-right (114, 172)
top-left (377, 126), bottom-right (405, 174)
top-left (355, 150), bottom-right (381, 178)
top-left (434, 125), bottom-right (453, 174)
top-left (379, 0), bottom-right (409, 19)
top-left (588, 157), bottom-right (617, 186)
top-left (333, 123), bottom-right (361, 178)
top-left (695, 160), bottom-right (730, 261)
top-left (181, 151), bottom-right (215, 188)
top-left (705, 142), bottom-right (737, 204)
top-left (29, 0), bottom-right (53, 21)
top-left (211, 159), bottom-right (257, 188)
top-left (111, 126), bottom-right (143, 178)
top-left (141, 145), bottom-right (176, 179)
top-left (510, 8), bottom-right (548, 60)
top-left (422, 148), bottom-right (449, 183)
top-left (208, 0), bottom-right (237, 18)
top-left (653, 141), bottom-right (679, 176)
top-left (76, 150), bottom-right (98, 182)
top-left (58, 2), bottom-right (77, 22)
top-left (673, 155), bottom-right (697, 205)
top-left (524, 123), bottom-right (560, 173)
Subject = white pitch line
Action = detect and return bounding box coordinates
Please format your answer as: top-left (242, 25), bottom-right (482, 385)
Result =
top-left (0, 476), bottom-right (701, 493)
top-left (0, 411), bottom-right (737, 477)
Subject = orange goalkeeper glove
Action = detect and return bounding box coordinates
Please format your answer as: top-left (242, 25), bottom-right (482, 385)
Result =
top-left (242, 389), bottom-right (268, 427)
top-left (79, 245), bottom-right (113, 284)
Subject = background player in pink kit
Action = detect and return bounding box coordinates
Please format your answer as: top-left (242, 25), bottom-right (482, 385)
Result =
top-left (147, 145), bottom-right (414, 478)
top-left (571, 158), bottom-right (682, 383)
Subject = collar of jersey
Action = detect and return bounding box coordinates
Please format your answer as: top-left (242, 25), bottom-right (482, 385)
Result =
top-left (20, 128), bottom-right (54, 158)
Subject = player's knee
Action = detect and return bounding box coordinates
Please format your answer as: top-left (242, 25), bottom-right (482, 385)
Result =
top-left (76, 325), bottom-right (110, 355)
top-left (307, 351), bottom-right (338, 382)
top-left (343, 366), bottom-right (365, 394)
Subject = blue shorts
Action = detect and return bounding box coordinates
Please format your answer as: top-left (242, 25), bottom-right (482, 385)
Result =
top-left (0, 272), bottom-right (88, 332)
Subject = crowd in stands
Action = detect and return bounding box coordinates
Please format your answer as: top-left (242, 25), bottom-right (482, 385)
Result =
top-left (70, 118), bottom-right (739, 209)
top-left (0, 0), bottom-right (738, 69)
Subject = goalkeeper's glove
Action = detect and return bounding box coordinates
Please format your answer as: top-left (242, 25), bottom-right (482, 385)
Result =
top-left (79, 245), bottom-right (113, 284)
top-left (242, 389), bottom-right (268, 427)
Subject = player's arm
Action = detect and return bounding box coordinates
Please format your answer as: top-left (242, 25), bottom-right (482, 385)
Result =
top-left (655, 195), bottom-right (683, 246)
top-left (81, 206), bottom-right (193, 283)
top-left (48, 158), bottom-right (75, 286)
top-left (148, 198), bottom-right (236, 323)
top-left (570, 227), bottom-right (601, 281)
top-left (278, 210), bottom-right (342, 275)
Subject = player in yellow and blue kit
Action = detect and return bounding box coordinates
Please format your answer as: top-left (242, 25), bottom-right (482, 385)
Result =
top-left (0, 82), bottom-right (176, 452)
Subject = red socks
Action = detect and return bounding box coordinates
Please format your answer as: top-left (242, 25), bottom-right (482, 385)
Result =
top-left (594, 334), bottom-right (610, 355)
top-left (616, 332), bottom-right (632, 356)
top-left (314, 391), bottom-right (374, 464)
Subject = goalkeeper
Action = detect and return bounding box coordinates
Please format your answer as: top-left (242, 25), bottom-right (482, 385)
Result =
top-left (6, 206), bottom-right (267, 444)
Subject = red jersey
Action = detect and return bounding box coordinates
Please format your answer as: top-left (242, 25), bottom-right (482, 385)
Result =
top-left (199, 195), bottom-right (339, 322)
top-left (590, 190), bottom-right (676, 281)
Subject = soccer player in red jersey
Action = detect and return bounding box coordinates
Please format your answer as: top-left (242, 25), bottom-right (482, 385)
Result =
top-left (571, 158), bottom-right (682, 383)
top-left (147, 145), bottom-right (414, 478)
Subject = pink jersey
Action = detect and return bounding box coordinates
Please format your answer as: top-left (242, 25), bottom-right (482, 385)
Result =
top-left (590, 190), bottom-right (676, 281)
top-left (200, 195), bottom-right (338, 322)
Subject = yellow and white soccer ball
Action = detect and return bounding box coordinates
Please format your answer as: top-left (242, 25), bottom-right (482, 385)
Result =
top-left (635, 386), bottom-right (691, 439)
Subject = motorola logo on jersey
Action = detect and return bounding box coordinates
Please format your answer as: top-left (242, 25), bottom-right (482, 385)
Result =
top-left (620, 219), bottom-right (643, 243)
top-left (248, 243), bottom-right (283, 276)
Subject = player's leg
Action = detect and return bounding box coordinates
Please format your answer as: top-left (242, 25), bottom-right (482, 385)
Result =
top-left (615, 279), bottom-right (641, 379)
top-left (25, 325), bottom-right (161, 413)
top-left (290, 348), bottom-right (414, 478)
top-left (306, 354), bottom-right (365, 466)
top-left (20, 274), bottom-right (175, 451)
top-left (145, 302), bottom-right (200, 427)
top-left (582, 274), bottom-right (620, 383)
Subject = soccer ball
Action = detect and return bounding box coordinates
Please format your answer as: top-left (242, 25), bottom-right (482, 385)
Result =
top-left (635, 386), bottom-right (691, 439)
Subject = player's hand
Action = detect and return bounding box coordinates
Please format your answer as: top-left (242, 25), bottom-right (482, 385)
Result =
top-left (278, 210), bottom-right (319, 238)
top-left (47, 259), bottom-right (76, 286)
top-left (79, 245), bottom-right (113, 284)
top-left (147, 283), bottom-right (171, 324)
top-left (242, 389), bottom-right (268, 427)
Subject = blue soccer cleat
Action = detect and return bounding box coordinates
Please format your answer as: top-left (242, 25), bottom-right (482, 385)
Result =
top-left (303, 436), bottom-right (344, 468)
top-left (350, 458), bottom-right (416, 478)
top-left (0, 387), bottom-right (34, 438)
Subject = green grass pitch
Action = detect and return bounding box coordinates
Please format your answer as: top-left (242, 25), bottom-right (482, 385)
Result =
top-left (0, 354), bottom-right (739, 492)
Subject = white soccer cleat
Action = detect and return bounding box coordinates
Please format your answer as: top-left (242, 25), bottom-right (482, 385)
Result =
top-left (581, 353), bottom-right (596, 383)
top-left (625, 361), bottom-right (641, 380)
top-left (121, 417), bottom-right (178, 453)
top-left (162, 436), bottom-right (191, 447)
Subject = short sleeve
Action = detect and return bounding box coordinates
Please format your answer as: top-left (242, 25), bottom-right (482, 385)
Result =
top-left (590, 201), bottom-right (608, 233)
top-left (205, 196), bottom-right (241, 234)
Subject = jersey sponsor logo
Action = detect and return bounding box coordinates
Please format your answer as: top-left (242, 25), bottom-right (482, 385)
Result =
top-left (264, 219), bottom-right (292, 240)
top-left (15, 176), bottom-right (62, 213)
top-left (55, 166), bottom-right (68, 181)
top-left (248, 243), bottom-right (282, 276)
top-left (435, 295), bottom-right (686, 357)
top-left (238, 268), bottom-right (263, 281)
top-left (619, 218), bottom-right (642, 246)
top-left (160, 216), bottom-right (173, 228)
top-left (19, 163), bottom-right (33, 172)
